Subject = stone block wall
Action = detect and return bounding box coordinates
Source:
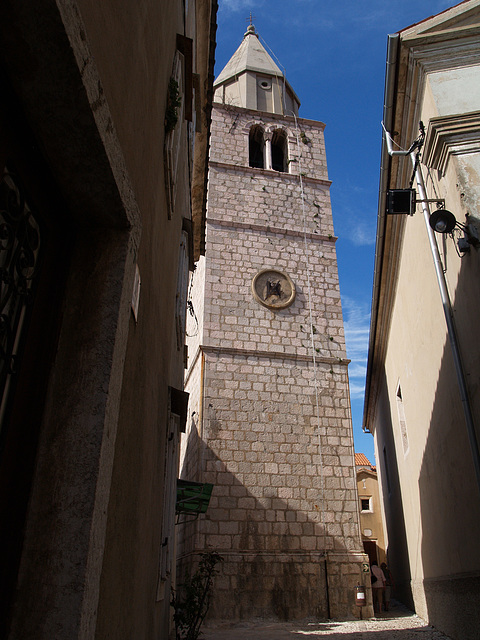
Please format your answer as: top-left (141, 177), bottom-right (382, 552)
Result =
top-left (326, 551), bottom-right (374, 619)
top-left (198, 350), bottom-right (358, 552)
top-left (179, 102), bottom-right (365, 620)
top-left (209, 103), bottom-right (329, 182)
top-left (207, 163), bottom-right (333, 232)
top-left (202, 222), bottom-right (344, 357)
top-left (210, 551), bottom-right (329, 620)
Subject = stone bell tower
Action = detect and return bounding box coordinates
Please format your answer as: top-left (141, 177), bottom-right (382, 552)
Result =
top-left (179, 24), bottom-right (371, 620)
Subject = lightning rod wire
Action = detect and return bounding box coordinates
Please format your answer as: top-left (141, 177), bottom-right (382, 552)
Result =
top-left (291, 112), bottom-right (327, 554)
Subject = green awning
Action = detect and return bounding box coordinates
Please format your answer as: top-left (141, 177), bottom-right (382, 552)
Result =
top-left (176, 479), bottom-right (213, 516)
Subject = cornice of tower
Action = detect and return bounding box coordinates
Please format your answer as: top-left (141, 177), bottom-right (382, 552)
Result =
top-left (206, 216), bottom-right (337, 244)
top-left (185, 344), bottom-right (351, 385)
top-left (208, 160), bottom-right (332, 188)
top-left (212, 102), bottom-right (326, 131)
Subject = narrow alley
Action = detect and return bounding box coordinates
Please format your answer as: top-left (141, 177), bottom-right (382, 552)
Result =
top-left (203, 602), bottom-right (452, 639)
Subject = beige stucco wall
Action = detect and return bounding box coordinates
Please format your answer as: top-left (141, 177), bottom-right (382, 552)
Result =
top-left (367, 8), bottom-right (480, 638)
top-left (428, 65), bottom-right (480, 117)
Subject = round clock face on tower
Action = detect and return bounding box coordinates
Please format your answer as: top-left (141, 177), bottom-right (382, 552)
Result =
top-left (251, 269), bottom-right (296, 310)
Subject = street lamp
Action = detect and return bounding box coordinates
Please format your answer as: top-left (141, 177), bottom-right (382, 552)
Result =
top-left (429, 208), bottom-right (456, 234)
top-left (386, 188), bottom-right (479, 253)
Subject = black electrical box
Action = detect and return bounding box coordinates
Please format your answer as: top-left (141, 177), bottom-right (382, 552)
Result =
top-left (386, 189), bottom-right (416, 215)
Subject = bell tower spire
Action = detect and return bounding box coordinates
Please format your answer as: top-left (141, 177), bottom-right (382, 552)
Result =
top-left (213, 25), bottom-right (300, 115)
top-left (180, 20), bottom-right (370, 625)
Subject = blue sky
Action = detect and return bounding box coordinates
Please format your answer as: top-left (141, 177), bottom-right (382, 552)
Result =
top-left (214, 0), bottom-right (455, 463)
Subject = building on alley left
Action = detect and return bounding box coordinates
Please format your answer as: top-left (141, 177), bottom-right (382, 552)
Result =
top-left (0, 2), bottom-right (217, 638)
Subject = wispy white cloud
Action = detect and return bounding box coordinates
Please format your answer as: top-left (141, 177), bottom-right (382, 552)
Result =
top-left (342, 296), bottom-right (371, 400)
top-left (221, 0), bottom-right (262, 13)
top-left (349, 0), bottom-right (454, 34)
top-left (349, 223), bottom-right (376, 247)
top-left (347, 362), bottom-right (367, 379)
top-left (349, 5), bottom-right (391, 29)
top-left (334, 209), bottom-right (377, 246)
top-left (331, 181), bottom-right (377, 247)
top-left (288, 12), bottom-right (335, 31)
top-left (349, 380), bottom-right (368, 399)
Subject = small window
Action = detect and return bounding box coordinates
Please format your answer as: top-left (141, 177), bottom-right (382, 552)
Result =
top-left (164, 50), bottom-right (185, 218)
top-left (361, 497), bottom-right (372, 512)
top-left (396, 383), bottom-right (409, 455)
top-left (257, 77), bottom-right (273, 111)
top-left (383, 446), bottom-right (392, 495)
top-left (271, 129), bottom-right (287, 172)
top-left (175, 227), bottom-right (190, 350)
top-left (157, 410), bottom-right (180, 601)
top-left (249, 125), bottom-right (264, 169)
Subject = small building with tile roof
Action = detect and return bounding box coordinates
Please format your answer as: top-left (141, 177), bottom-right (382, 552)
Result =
top-left (355, 453), bottom-right (373, 468)
top-left (355, 454), bottom-right (386, 567)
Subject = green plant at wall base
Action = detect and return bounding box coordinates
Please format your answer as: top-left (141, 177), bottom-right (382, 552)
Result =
top-left (165, 77), bottom-right (181, 133)
top-left (172, 552), bottom-right (224, 640)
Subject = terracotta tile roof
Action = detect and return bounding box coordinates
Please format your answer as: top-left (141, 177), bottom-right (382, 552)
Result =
top-left (355, 453), bottom-right (371, 467)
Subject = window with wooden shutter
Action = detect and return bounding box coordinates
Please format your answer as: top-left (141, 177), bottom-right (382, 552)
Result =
top-left (164, 50), bottom-right (185, 219)
top-left (157, 411), bottom-right (180, 601)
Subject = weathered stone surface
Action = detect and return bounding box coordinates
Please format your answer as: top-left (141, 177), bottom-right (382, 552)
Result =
top-left (180, 92), bottom-right (367, 620)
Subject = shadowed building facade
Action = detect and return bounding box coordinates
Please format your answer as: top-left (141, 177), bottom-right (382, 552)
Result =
top-left (179, 25), bottom-right (371, 621)
top-left (0, 1), bottom-right (217, 638)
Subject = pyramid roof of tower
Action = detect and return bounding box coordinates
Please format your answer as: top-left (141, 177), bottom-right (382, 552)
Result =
top-left (214, 26), bottom-right (284, 87)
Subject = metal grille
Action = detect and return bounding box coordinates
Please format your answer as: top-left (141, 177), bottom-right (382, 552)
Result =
top-left (0, 170), bottom-right (42, 432)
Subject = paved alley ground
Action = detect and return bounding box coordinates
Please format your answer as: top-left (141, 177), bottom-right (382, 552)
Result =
top-left (202, 602), bottom-right (452, 640)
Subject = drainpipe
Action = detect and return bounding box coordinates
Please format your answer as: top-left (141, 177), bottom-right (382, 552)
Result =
top-left (383, 128), bottom-right (480, 498)
top-left (363, 34), bottom-right (399, 435)
top-left (199, 349), bottom-right (205, 442)
top-left (324, 555), bottom-right (331, 619)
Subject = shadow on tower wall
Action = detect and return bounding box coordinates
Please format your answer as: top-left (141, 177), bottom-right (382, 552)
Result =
top-left (177, 420), bottom-right (372, 622)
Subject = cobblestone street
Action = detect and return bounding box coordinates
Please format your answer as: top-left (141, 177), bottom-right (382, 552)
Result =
top-left (203, 602), bottom-right (452, 639)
